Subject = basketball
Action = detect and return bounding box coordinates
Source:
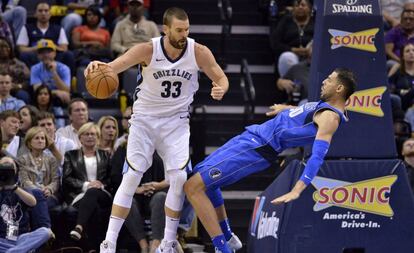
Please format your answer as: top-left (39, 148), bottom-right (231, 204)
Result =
top-left (85, 64), bottom-right (119, 99)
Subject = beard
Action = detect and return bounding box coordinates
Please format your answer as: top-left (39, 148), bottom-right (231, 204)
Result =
top-left (169, 36), bottom-right (187, 49)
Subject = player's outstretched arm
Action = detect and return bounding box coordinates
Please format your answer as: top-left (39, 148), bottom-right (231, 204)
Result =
top-left (84, 42), bottom-right (153, 77)
top-left (271, 110), bottom-right (340, 205)
top-left (195, 44), bottom-right (229, 100)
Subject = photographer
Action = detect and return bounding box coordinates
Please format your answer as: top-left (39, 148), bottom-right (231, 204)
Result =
top-left (30, 39), bottom-right (71, 105)
top-left (0, 156), bottom-right (53, 252)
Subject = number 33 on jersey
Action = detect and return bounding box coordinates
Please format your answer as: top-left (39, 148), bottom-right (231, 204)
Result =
top-left (133, 37), bottom-right (200, 117)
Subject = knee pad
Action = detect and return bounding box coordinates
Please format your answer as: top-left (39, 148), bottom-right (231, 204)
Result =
top-left (113, 169), bottom-right (143, 208)
top-left (165, 169), bottom-right (187, 211)
top-left (206, 188), bottom-right (224, 208)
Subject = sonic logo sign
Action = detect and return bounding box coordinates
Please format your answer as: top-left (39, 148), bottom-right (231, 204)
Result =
top-left (329, 28), bottom-right (378, 52)
top-left (250, 196), bottom-right (280, 240)
top-left (311, 175), bottom-right (397, 217)
top-left (345, 86), bottom-right (386, 117)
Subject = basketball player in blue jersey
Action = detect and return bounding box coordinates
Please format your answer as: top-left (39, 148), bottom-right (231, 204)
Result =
top-left (84, 7), bottom-right (234, 253)
top-left (184, 68), bottom-right (356, 253)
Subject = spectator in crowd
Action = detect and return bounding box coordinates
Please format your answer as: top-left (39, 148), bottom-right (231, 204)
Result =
top-left (18, 105), bottom-right (39, 138)
top-left (0, 72), bottom-right (25, 112)
top-left (0, 110), bottom-right (20, 157)
top-left (0, 18), bottom-right (14, 49)
top-left (56, 98), bottom-right (89, 148)
top-left (270, 0), bottom-right (314, 77)
top-left (385, 9), bottom-right (414, 65)
top-left (38, 112), bottom-right (77, 170)
top-left (61, 0), bottom-right (108, 37)
top-left (276, 40), bottom-right (312, 105)
top-left (389, 43), bottom-right (414, 111)
top-left (111, 140), bottom-right (168, 253)
top-left (18, 126), bottom-right (59, 230)
top-left (114, 106), bottom-right (131, 150)
top-left (16, 1), bottom-right (75, 73)
top-left (30, 39), bottom-right (71, 105)
top-left (33, 84), bottom-right (65, 129)
top-left (0, 0), bottom-right (27, 39)
top-left (72, 5), bottom-right (112, 66)
top-left (97, 116), bottom-right (118, 156)
top-left (0, 37), bottom-right (30, 103)
top-left (62, 123), bottom-right (112, 248)
top-left (111, 0), bottom-right (160, 56)
top-left (402, 138), bottom-right (414, 192)
top-left (0, 156), bottom-right (54, 252)
top-left (381, 0), bottom-right (407, 29)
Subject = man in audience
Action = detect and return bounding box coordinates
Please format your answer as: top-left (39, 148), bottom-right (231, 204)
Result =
top-left (114, 106), bottom-right (132, 150)
top-left (38, 111), bottom-right (77, 169)
top-left (16, 1), bottom-right (75, 73)
top-left (0, 110), bottom-right (20, 157)
top-left (0, 72), bottom-right (25, 112)
top-left (30, 39), bottom-right (71, 104)
top-left (56, 98), bottom-right (89, 148)
top-left (111, 0), bottom-right (159, 56)
top-left (0, 156), bottom-right (54, 252)
top-left (385, 9), bottom-right (414, 64)
top-left (402, 138), bottom-right (414, 192)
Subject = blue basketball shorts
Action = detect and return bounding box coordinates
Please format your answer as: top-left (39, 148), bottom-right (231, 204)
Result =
top-left (194, 131), bottom-right (278, 191)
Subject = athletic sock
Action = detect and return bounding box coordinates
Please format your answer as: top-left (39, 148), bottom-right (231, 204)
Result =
top-left (212, 234), bottom-right (231, 253)
top-left (105, 216), bottom-right (125, 244)
top-left (219, 218), bottom-right (233, 241)
top-left (164, 216), bottom-right (180, 241)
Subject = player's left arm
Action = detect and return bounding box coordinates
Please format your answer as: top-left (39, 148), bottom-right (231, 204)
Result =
top-left (271, 110), bottom-right (340, 205)
top-left (195, 43), bottom-right (229, 100)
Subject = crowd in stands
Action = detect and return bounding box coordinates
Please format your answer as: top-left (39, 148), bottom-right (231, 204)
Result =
top-left (0, 0), bottom-right (413, 252)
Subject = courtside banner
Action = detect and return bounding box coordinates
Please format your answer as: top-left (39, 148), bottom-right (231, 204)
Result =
top-left (247, 160), bottom-right (414, 253)
top-left (309, 0), bottom-right (396, 158)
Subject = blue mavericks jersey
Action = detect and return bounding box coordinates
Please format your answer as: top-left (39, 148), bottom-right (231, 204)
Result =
top-left (246, 101), bottom-right (348, 152)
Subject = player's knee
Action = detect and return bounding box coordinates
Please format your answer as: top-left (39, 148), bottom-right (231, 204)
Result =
top-left (113, 169), bottom-right (143, 208)
top-left (167, 169), bottom-right (187, 194)
top-left (184, 173), bottom-right (204, 196)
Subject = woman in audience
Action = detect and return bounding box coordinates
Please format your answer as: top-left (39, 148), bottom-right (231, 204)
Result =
top-left (270, 0), bottom-right (314, 76)
top-left (71, 5), bottom-right (112, 66)
top-left (18, 105), bottom-right (39, 137)
top-left (97, 116), bottom-right (118, 156)
top-left (18, 126), bottom-right (59, 229)
top-left (389, 43), bottom-right (414, 111)
top-left (62, 122), bottom-right (112, 248)
top-left (0, 36), bottom-right (30, 103)
top-left (33, 84), bottom-right (65, 129)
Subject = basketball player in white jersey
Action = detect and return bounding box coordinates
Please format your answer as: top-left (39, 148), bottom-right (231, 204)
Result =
top-left (85, 7), bottom-right (232, 253)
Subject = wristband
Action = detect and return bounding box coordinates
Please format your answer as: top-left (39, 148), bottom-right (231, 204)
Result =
top-left (11, 185), bottom-right (18, 192)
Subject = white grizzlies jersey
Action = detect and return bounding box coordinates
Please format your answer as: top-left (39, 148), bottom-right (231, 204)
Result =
top-left (133, 36), bottom-right (200, 116)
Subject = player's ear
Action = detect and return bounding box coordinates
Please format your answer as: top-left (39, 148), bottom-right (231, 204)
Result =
top-left (336, 84), bottom-right (344, 94)
top-left (162, 24), bottom-right (169, 35)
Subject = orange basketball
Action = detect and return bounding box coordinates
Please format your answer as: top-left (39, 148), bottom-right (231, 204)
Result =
top-left (86, 64), bottom-right (119, 99)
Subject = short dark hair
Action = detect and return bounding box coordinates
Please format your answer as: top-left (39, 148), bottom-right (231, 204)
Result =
top-left (163, 7), bottom-right (188, 26)
top-left (85, 4), bottom-right (102, 24)
top-left (36, 1), bottom-right (50, 10)
top-left (19, 105), bottom-right (40, 127)
top-left (0, 110), bottom-right (20, 121)
top-left (334, 68), bottom-right (356, 100)
top-left (68, 98), bottom-right (88, 115)
top-left (37, 111), bottom-right (55, 123)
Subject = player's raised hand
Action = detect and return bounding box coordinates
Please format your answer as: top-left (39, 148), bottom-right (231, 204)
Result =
top-left (271, 191), bottom-right (300, 205)
top-left (211, 82), bottom-right (225, 100)
top-left (84, 61), bottom-right (109, 76)
top-left (266, 104), bottom-right (288, 117)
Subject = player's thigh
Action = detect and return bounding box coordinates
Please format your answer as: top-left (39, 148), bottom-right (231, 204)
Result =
top-left (126, 115), bottom-right (156, 173)
top-left (156, 118), bottom-right (190, 172)
top-left (198, 141), bottom-right (270, 190)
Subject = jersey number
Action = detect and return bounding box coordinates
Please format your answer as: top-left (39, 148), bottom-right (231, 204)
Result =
top-left (161, 81), bottom-right (182, 98)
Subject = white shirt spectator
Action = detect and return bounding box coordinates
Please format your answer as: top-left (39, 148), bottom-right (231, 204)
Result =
top-left (16, 26), bottom-right (68, 46)
top-left (56, 124), bottom-right (81, 148)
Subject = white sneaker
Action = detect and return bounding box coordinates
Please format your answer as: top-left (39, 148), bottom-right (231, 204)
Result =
top-left (100, 240), bottom-right (116, 253)
top-left (155, 239), bottom-right (181, 253)
top-left (227, 233), bottom-right (242, 251)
